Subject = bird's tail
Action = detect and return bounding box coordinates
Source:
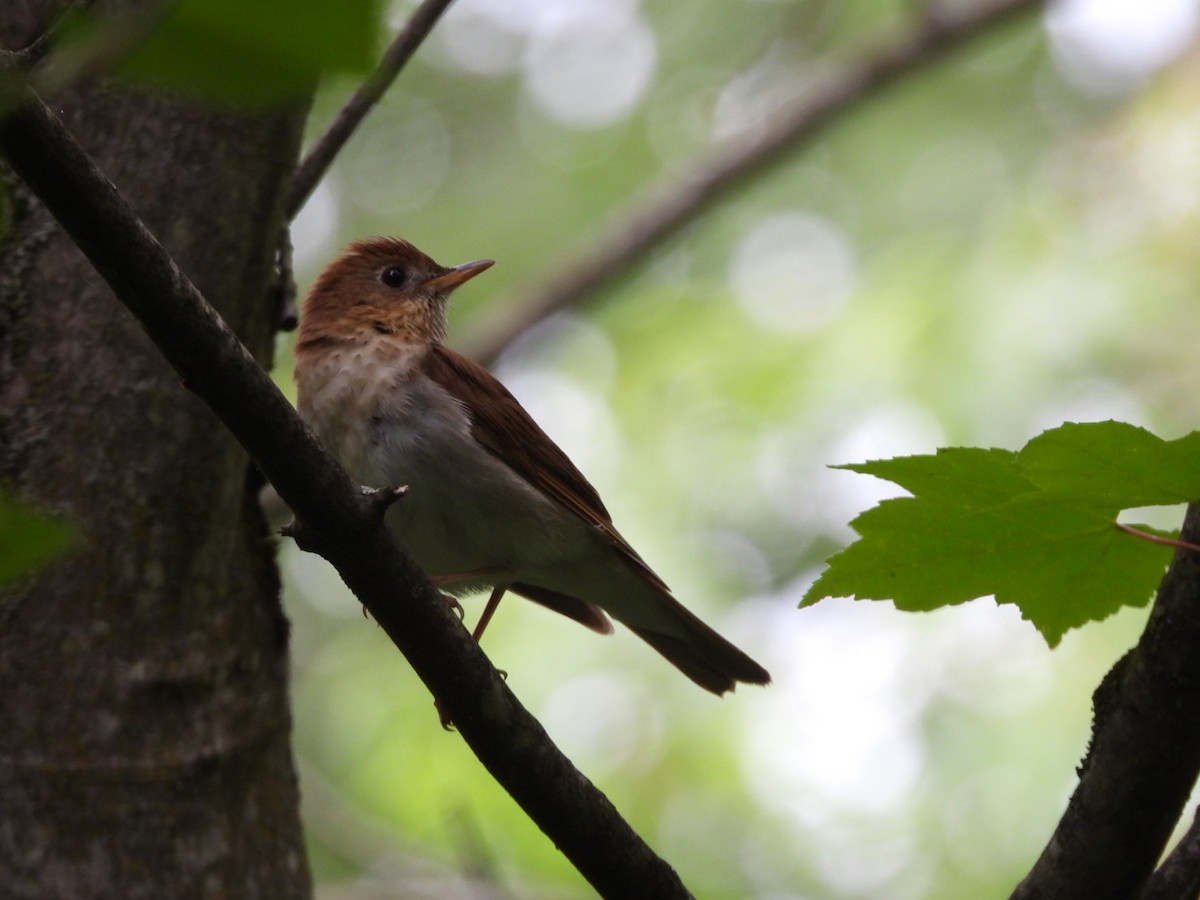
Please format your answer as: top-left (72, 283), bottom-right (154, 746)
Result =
top-left (522, 555), bottom-right (771, 693)
top-left (626, 596), bottom-right (771, 695)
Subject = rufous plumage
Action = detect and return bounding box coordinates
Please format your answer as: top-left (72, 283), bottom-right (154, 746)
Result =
top-left (295, 237), bottom-right (770, 694)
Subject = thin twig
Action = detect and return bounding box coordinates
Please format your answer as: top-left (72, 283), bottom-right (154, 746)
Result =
top-left (271, 224), bottom-right (298, 331)
top-left (0, 2), bottom-right (184, 127)
top-left (286, 0), bottom-right (457, 219)
top-left (4, 0), bottom-right (78, 68)
top-left (464, 0), bottom-right (1044, 364)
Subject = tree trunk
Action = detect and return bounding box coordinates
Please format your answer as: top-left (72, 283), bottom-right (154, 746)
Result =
top-left (0, 13), bottom-right (312, 899)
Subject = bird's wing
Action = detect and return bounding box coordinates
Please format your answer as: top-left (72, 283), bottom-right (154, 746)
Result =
top-left (422, 344), bottom-right (671, 593)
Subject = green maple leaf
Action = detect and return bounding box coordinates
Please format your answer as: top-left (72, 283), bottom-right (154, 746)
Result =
top-left (803, 421), bottom-right (1200, 646)
top-left (1020, 421), bottom-right (1200, 506)
top-left (58, 0), bottom-right (380, 105)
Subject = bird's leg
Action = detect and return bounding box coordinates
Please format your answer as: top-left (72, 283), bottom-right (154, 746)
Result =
top-left (434, 581), bottom-right (511, 732)
top-left (472, 582), bottom-right (509, 643)
top-left (428, 566), bottom-right (509, 623)
top-left (428, 569), bottom-right (513, 643)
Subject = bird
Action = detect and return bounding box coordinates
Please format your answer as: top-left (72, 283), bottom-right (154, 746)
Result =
top-left (294, 237), bottom-right (770, 695)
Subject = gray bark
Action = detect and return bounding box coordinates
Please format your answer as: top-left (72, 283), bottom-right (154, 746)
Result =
top-left (0, 14), bottom-right (312, 899)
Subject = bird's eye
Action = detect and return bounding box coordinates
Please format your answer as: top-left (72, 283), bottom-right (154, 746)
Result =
top-left (380, 266), bottom-right (406, 288)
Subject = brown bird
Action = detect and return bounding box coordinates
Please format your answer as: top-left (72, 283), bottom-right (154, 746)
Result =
top-left (294, 237), bottom-right (770, 694)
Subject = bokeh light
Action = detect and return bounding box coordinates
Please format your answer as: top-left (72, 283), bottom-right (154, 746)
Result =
top-left (282, 1), bottom-right (1200, 896)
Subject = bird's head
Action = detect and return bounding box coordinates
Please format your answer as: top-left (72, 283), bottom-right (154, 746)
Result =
top-left (298, 237), bottom-right (494, 346)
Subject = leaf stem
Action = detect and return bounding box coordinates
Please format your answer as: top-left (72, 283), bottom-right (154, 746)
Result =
top-left (1115, 521), bottom-right (1200, 554)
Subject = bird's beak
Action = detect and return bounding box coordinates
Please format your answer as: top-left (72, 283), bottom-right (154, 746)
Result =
top-left (422, 258), bottom-right (495, 292)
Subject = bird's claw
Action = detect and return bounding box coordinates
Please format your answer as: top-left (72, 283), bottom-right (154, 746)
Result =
top-left (435, 696), bottom-right (456, 731)
top-left (440, 592), bottom-right (465, 620)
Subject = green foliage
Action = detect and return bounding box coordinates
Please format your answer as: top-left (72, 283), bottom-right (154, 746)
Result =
top-left (0, 493), bottom-right (74, 585)
top-left (803, 422), bottom-right (1200, 645)
top-left (63, 0), bottom-right (381, 104)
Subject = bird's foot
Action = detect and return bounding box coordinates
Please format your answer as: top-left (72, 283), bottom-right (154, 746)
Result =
top-left (435, 696), bottom-right (456, 731)
top-left (440, 592), bottom-right (465, 620)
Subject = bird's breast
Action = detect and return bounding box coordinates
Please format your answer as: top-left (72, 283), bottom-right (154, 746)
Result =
top-left (295, 339), bottom-right (581, 577)
top-left (295, 339), bottom-right (438, 481)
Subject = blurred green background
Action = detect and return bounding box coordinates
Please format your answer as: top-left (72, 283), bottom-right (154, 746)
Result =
top-left (275, 0), bottom-right (1200, 896)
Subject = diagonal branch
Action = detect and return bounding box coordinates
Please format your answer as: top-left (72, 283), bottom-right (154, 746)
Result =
top-left (287, 0), bottom-right (457, 219)
top-left (0, 82), bottom-right (691, 900)
top-left (463, 0), bottom-right (1044, 364)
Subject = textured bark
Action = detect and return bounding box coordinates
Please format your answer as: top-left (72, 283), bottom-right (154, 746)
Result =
top-left (0, 16), bottom-right (312, 900)
top-left (1012, 504), bottom-right (1200, 899)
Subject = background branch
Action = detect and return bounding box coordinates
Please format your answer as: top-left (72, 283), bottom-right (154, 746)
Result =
top-left (0, 83), bottom-right (691, 900)
top-left (286, 0), bottom-right (457, 219)
top-left (1012, 504), bottom-right (1200, 898)
top-left (1141, 806), bottom-right (1200, 900)
top-left (297, 756), bottom-right (516, 898)
top-left (463, 0), bottom-right (1044, 364)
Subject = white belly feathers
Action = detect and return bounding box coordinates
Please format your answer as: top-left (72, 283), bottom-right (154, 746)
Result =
top-left (296, 341), bottom-right (585, 584)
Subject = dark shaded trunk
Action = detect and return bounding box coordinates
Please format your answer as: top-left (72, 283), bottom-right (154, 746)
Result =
top-left (0, 13), bottom-right (312, 899)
